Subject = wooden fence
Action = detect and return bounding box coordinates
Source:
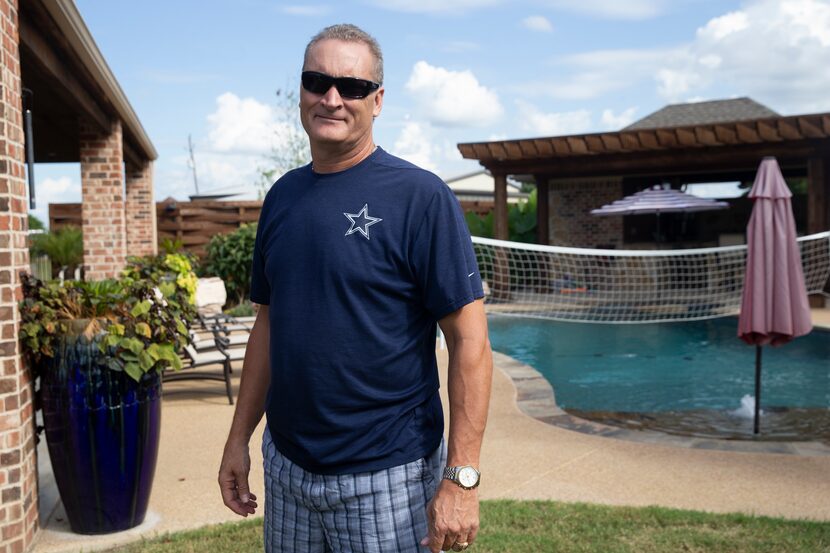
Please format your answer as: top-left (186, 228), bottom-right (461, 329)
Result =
top-left (50, 197), bottom-right (492, 258)
top-left (50, 200), bottom-right (263, 258)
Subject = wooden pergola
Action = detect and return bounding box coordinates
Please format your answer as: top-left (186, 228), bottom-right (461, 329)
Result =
top-left (458, 111), bottom-right (830, 244)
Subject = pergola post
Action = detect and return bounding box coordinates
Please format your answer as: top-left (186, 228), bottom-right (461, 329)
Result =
top-left (80, 117), bottom-right (127, 279)
top-left (125, 160), bottom-right (157, 256)
top-left (807, 156), bottom-right (829, 234)
top-left (807, 156), bottom-right (830, 303)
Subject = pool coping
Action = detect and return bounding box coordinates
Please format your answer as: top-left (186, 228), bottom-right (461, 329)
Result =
top-left (494, 351), bottom-right (830, 457)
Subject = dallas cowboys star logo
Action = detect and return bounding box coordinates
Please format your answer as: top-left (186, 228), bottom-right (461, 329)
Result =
top-left (343, 204), bottom-right (382, 240)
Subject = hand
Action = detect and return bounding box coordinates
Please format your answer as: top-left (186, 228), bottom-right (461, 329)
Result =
top-left (420, 480), bottom-right (480, 553)
top-left (218, 440), bottom-right (258, 516)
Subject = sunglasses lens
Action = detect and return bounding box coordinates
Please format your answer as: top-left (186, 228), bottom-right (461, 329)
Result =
top-left (301, 72), bottom-right (378, 99)
top-left (336, 80), bottom-right (371, 99)
top-left (301, 72), bottom-right (332, 95)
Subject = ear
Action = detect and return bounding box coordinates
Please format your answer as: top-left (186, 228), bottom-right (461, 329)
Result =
top-left (372, 86), bottom-right (384, 118)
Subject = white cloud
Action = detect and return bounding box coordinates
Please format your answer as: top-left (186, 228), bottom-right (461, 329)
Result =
top-left (165, 92), bottom-right (309, 200)
top-left (677, 0), bottom-right (830, 110)
top-left (391, 119), bottom-right (465, 173)
top-left (696, 11), bottom-right (749, 41)
top-left (540, 0), bottom-right (665, 20)
top-left (533, 49), bottom-right (670, 100)
top-left (281, 5), bottom-right (331, 16)
top-left (655, 67), bottom-right (704, 99)
top-left (206, 93), bottom-right (278, 154)
top-left (405, 61), bottom-right (503, 127)
top-left (601, 107), bottom-right (638, 129)
top-left (392, 121), bottom-right (439, 172)
top-left (522, 15), bottom-right (554, 32)
top-left (30, 174), bottom-right (81, 228)
top-left (366, 0), bottom-right (501, 14)
top-left (537, 0), bottom-right (830, 112)
top-left (515, 100), bottom-right (592, 136)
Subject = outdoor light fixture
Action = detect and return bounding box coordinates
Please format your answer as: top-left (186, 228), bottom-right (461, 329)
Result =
top-left (22, 88), bottom-right (36, 210)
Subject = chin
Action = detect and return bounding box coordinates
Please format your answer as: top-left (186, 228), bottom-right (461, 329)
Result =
top-left (311, 130), bottom-right (349, 144)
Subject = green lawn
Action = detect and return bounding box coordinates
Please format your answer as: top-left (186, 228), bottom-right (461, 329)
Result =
top-left (108, 500), bottom-right (830, 553)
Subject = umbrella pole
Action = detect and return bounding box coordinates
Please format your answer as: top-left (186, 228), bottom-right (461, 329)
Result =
top-left (754, 345), bottom-right (762, 435)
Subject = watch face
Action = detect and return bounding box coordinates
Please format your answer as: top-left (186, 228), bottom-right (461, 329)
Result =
top-left (457, 466), bottom-right (479, 488)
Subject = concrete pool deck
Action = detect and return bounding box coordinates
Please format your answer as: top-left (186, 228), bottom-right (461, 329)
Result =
top-left (31, 313), bottom-right (830, 552)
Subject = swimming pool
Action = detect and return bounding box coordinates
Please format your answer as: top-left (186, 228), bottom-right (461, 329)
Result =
top-left (487, 316), bottom-right (830, 442)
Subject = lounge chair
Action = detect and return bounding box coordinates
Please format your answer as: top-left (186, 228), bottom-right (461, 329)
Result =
top-left (163, 336), bottom-right (245, 404)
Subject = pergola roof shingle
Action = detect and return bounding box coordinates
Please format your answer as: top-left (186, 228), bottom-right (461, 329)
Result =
top-left (458, 111), bottom-right (830, 165)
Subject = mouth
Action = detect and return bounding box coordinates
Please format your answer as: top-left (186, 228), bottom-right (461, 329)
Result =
top-left (314, 114), bottom-right (344, 122)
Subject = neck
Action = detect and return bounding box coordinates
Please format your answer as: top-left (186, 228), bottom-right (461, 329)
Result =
top-left (310, 138), bottom-right (377, 174)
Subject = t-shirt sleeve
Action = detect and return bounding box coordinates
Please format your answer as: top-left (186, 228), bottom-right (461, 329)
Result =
top-left (249, 213), bottom-right (271, 305)
top-left (410, 183), bottom-right (484, 320)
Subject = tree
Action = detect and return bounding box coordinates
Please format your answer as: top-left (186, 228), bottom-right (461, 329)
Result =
top-left (255, 86), bottom-right (311, 198)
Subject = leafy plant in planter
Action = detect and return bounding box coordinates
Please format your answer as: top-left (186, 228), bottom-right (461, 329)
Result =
top-left (18, 270), bottom-right (192, 534)
top-left (122, 252), bottom-right (199, 337)
top-left (20, 275), bottom-right (189, 381)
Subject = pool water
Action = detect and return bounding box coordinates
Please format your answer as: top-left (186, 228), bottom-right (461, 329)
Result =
top-left (487, 316), bottom-right (830, 442)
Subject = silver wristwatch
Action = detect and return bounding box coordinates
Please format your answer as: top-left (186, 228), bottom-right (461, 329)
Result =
top-left (442, 465), bottom-right (481, 489)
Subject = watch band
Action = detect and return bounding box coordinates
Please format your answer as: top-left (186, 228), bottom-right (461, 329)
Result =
top-left (442, 465), bottom-right (481, 489)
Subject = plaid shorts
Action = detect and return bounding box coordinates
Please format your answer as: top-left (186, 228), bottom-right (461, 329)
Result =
top-left (262, 428), bottom-right (446, 553)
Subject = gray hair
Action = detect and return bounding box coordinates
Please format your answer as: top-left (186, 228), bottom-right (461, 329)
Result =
top-left (303, 24), bottom-right (384, 84)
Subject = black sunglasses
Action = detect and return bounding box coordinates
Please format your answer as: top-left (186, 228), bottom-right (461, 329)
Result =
top-left (301, 71), bottom-right (380, 99)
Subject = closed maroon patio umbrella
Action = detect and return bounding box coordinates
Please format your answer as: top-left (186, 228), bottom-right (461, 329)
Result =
top-left (737, 157), bottom-right (813, 434)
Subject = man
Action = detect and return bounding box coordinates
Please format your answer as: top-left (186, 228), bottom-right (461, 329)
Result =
top-left (218, 23), bottom-right (492, 553)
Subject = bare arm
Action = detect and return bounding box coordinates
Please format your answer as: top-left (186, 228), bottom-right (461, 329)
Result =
top-left (422, 299), bottom-right (493, 552)
top-left (218, 304), bottom-right (271, 516)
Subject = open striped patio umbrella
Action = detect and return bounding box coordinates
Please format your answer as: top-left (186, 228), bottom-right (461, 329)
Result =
top-left (591, 184), bottom-right (729, 242)
top-left (591, 185), bottom-right (730, 215)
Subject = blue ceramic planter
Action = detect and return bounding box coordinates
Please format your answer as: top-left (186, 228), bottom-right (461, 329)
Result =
top-left (40, 330), bottom-right (162, 534)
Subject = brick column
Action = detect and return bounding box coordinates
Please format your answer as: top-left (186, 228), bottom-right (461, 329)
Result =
top-left (0, 0), bottom-right (40, 551)
top-left (550, 177), bottom-right (623, 247)
top-left (80, 118), bottom-right (126, 279)
top-left (125, 161), bottom-right (157, 256)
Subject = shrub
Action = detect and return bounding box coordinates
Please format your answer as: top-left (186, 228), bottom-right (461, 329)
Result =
top-left (224, 300), bottom-right (256, 317)
top-left (465, 189), bottom-right (538, 243)
top-left (202, 224), bottom-right (257, 306)
top-left (29, 225), bottom-right (83, 277)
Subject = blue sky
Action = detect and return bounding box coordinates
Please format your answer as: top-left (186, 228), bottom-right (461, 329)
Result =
top-left (31, 0), bottom-right (830, 225)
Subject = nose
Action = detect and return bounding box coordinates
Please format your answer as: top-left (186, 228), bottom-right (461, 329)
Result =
top-left (320, 84), bottom-right (343, 109)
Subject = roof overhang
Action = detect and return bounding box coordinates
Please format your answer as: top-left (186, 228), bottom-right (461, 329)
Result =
top-left (20, 0), bottom-right (156, 165)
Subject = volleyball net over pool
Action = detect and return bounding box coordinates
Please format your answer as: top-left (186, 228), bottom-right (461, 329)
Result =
top-left (471, 231), bottom-right (830, 324)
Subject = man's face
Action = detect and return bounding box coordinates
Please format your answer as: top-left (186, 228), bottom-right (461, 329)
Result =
top-left (300, 39), bottom-right (384, 150)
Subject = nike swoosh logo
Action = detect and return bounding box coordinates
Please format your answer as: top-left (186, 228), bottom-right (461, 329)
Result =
top-left (468, 272), bottom-right (475, 277)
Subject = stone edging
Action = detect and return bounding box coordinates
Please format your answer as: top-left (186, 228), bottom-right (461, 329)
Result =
top-left (493, 351), bottom-right (830, 457)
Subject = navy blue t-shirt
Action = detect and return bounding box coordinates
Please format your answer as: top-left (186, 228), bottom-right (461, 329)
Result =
top-left (250, 147), bottom-right (484, 475)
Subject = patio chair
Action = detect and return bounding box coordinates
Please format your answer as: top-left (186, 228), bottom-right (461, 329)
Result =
top-left (189, 328), bottom-right (249, 352)
top-left (197, 312), bottom-right (252, 334)
top-left (163, 336), bottom-right (245, 404)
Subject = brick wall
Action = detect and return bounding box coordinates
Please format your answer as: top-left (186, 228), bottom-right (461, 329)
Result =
top-left (550, 177), bottom-right (623, 248)
top-left (79, 118), bottom-right (126, 279)
top-left (125, 161), bottom-right (157, 257)
top-left (0, 0), bottom-right (40, 551)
